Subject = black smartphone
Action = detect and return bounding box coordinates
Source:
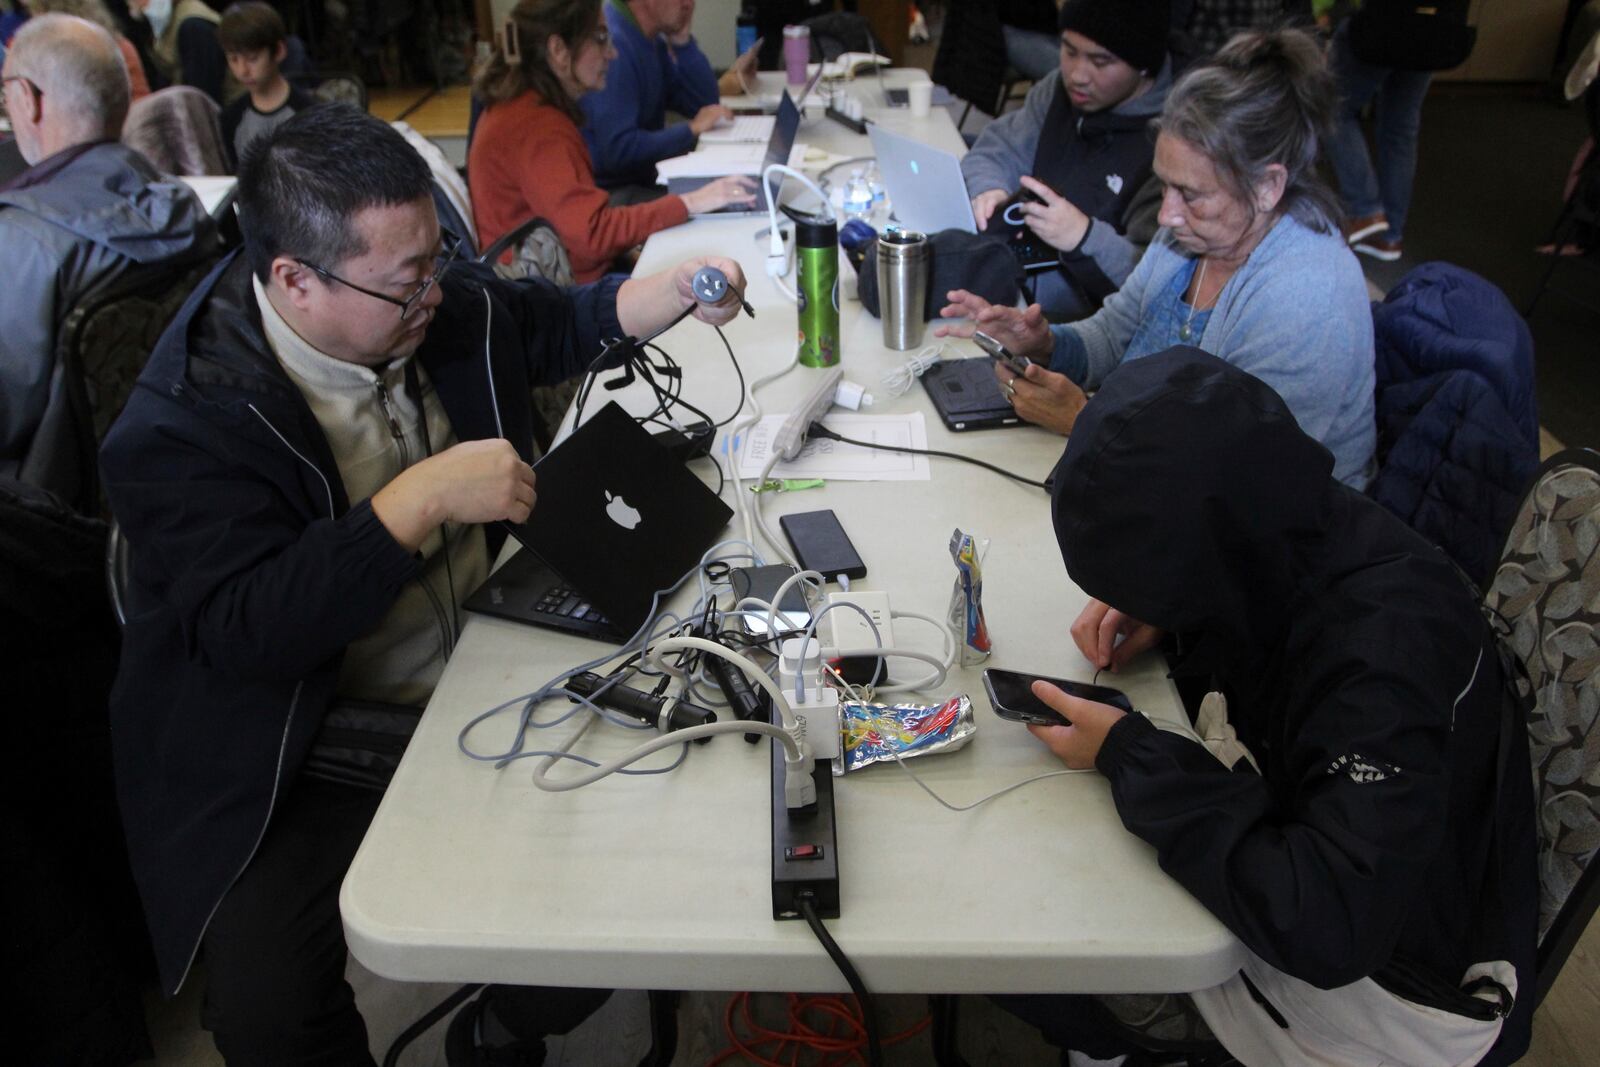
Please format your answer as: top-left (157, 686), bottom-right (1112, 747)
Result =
top-left (780, 509), bottom-right (867, 582)
top-left (972, 329), bottom-right (1036, 378)
top-left (730, 564), bottom-right (811, 636)
top-left (982, 669), bottom-right (1133, 727)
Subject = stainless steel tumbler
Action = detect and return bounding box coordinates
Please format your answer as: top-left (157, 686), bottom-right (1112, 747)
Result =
top-left (876, 229), bottom-right (930, 350)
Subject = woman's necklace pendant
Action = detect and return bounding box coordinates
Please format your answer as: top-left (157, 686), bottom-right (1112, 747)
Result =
top-left (1179, 321), bottom-right (1193, 341)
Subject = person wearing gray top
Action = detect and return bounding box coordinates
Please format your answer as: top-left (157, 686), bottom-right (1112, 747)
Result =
top-left (941, 27), bottom-right (1377, 489)
top-left (962, 0), bottom-right (1172, 319)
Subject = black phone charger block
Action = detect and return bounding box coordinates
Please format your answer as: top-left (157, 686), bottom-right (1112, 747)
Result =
top-left (650, 422), bottom-right (715, 463)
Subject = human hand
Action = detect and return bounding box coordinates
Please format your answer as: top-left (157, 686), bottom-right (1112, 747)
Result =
top-left (679, 174), bottom-right (757, 215)
top-left (970, 189), bottom-right (1008, 231)
top-left (1025, 681), bottom-right (1128, 769)
top-left (935, 292), bottom-right (1052, 362)
top-left (1069, 599), bottom-right (1164, 673)
top-left (690, 103), bottom-right (735, 135)
top-left (671, 254), bottom-right (749, 326)
top-left (371, 439), bottom-right (536, 552)
top-left (1018, 175), bottom-right (1090, 252)
top-left (994, 359), bottom-right (1087, 434)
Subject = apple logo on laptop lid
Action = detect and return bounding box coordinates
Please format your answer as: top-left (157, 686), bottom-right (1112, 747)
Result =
top-left (604, 490), bottom-right (642, 530)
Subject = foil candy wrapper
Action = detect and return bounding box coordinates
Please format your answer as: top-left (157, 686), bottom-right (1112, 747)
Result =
top-left (838, 694), bottom-right (976, 773)
top-left (947, 528), bottom-right (991, 665)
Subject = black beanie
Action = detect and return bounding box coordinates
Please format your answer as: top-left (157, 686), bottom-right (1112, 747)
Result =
top-left (1058, 0), bottom-right (1170, 75)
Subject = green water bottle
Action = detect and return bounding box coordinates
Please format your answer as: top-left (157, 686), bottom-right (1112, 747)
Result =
top-left (789, 208), bottom-right (839, 368)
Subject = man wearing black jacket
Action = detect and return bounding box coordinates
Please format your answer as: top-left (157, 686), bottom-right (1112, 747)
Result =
top-left (100, 104), bottom-right (745, 1065)
top-left (1005, 348), bottom-right (1536, 1065)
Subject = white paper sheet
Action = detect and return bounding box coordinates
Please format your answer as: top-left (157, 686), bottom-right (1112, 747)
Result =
top-left (733, 412), bottom-right (930, 481)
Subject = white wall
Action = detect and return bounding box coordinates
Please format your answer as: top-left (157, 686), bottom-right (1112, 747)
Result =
top-left (1438, 0), bottom-right (1567, 81)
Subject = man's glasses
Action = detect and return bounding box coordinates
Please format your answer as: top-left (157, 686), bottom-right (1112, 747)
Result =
top-left (298, 233), bottom-right (462, 320)
top-left (589, 28), bottom-right (611, 48)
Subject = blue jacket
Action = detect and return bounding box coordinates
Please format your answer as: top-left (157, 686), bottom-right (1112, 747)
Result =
top-left (1369, 263), bottom-right (1538, 587)
top-left (99, 252), bottom-right (623, 994)
top-left (581, 0), bottom-right (719, 189)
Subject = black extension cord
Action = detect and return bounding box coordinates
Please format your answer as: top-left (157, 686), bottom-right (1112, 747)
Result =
top-left (806, 424), bottom-right (1051, 490)
top-left (797, 892), bottom-right (883, 1067)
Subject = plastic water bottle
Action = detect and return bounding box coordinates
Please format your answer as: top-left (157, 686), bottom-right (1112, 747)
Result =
top-left (842, 169), bottom-right (873, 223)
top-left (863, 162), bottom-right (887, 218)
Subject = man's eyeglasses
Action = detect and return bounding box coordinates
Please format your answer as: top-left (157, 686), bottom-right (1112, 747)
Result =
top-left (589, 28), bottom-right (612, 48)
top-left (298, 233), bottom-right (462, 320)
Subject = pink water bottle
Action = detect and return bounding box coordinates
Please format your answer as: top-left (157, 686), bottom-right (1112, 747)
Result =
top-left (783, 24), bottom-right (810, 87)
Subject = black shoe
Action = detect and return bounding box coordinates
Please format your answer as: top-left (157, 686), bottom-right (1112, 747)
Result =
top-left (445, 988), bottom-right (548, 1067)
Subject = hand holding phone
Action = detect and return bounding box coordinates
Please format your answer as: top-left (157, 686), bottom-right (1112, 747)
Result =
top-left (982, 668), bottom-right (1132, 727)
top-left (973, 329), bottom-right (1036, 378)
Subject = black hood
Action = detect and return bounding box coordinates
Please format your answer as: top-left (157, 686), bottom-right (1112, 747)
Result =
top-left (1051, 348), bottom-right (1337, 656)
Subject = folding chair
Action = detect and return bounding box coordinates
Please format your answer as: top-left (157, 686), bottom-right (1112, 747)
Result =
top-left (1483, 447), bottom-right (1600, 1007)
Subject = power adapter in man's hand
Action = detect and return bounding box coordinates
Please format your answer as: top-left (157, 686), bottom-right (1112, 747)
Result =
top-left (650, 422), bottom-right (715, 463)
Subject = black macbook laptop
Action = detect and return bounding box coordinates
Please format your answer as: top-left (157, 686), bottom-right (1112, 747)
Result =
top-left (463, 402), bottom-right (733, 641)
top-left (920, 358), bottom-right (1023, 432)
top-left (667, 91), bottom-right (802, 216)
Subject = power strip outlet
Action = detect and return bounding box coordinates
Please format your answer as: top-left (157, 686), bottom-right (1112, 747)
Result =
top-left (771, 735), bottom-right (840, 920)
top-left (773, 366), bottom-right (844, 460)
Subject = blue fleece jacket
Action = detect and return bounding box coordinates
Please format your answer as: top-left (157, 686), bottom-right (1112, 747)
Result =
top-left (581, 0), bottom-right (719, 189)
top-left (1051, 215), bottom-right (1378, 488)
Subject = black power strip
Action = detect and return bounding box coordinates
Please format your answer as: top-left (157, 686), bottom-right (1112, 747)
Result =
top-left (771, 740), bottom-right (840, 920)
top-left (825, 106), bottom-right (868, 135)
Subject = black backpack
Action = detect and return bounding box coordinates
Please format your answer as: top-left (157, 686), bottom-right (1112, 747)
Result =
top-left (1349, 0), bottom-right (1477, 72)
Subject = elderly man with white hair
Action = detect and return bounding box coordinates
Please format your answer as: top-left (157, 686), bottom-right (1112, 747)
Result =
top-left (0, 12), bottom-right (216, 511)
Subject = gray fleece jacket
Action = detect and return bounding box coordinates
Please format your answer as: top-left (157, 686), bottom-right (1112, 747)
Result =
top-left (0, 140), bottom-right (217, 507)
top-left (960, 64), bottom-right (1171, 303)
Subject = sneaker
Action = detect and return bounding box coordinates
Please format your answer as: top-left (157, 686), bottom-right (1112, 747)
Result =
top-left (1342, 213), bottom-right (1389, 245)
top-left (1352, 234), bottom-right (1403, 261)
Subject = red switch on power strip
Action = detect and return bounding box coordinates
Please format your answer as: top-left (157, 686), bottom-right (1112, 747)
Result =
top-left (785, 844), bottom-right (825, 861)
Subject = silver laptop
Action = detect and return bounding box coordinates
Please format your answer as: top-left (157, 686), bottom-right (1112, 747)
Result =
top-left (867, 124), bottom-right (978, 235)
top-left (869, 125), bottom-right (1058, 270)
top-left (666, 92), bottom-right (801, 216)
top-left (702, 64), bottom-right (824, 143)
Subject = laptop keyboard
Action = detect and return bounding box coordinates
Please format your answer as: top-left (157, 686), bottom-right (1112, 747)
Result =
top-left (701, 115), bottom-right (774, 143)
top-left (535, 583), bottom-right (610, 625)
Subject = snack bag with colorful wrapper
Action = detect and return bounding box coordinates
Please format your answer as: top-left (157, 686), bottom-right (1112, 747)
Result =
top-left (838, 695), bottom-right (977, 773)
top-left (947, 529), bottom-right (991, 666)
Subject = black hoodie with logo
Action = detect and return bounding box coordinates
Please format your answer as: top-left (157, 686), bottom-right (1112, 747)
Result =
top-left (1050, 348), bottom-right (1536, 1064)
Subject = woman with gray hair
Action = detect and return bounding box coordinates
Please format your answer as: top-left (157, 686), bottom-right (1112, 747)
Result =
top-left (938, 27), bottom-right (1377, 489)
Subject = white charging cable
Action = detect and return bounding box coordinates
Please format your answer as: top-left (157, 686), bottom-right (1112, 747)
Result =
top-left (761, 162), bottom-right (833, 304)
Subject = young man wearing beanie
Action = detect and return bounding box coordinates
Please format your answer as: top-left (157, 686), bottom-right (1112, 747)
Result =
top-left (962, 0), bottom-right (1173, 321)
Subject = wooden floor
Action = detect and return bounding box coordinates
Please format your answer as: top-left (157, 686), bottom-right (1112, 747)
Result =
top-left (370, 84), bottom-right (472, 138)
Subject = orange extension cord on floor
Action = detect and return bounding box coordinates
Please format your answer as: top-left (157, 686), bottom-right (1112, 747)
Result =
top-left (710, 992), bottom-right (931, 1066)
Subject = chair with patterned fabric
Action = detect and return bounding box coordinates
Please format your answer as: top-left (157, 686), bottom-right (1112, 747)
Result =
top-left (1483, 446), bottom-right (1600, 1007)
top-left (54, 254), bottom-right (222, 515)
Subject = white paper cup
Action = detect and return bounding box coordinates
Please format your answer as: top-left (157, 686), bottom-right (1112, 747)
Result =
top-left (907, 80), bottom-right (933, 118)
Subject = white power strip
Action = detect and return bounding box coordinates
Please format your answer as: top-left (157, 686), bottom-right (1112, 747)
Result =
top-left (827, 590), bottom-right (894, 654)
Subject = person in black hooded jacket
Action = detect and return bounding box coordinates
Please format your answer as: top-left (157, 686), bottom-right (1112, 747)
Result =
top-left (1004, 347), bottom-right (1536, 1065)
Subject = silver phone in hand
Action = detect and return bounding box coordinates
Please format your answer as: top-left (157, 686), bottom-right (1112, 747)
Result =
top-left (973, 329), bottom-right (1035, 377)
